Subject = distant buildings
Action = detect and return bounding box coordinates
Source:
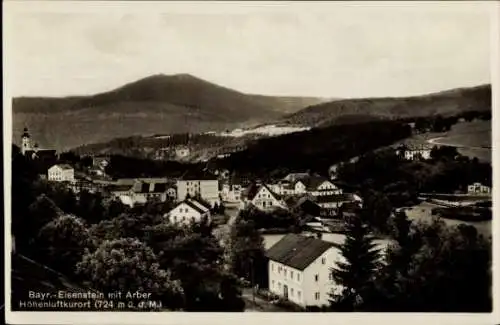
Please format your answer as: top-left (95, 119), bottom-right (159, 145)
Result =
top-left (246, 184), bottom-right (287, 211)
top-left (219, 182), bottom-right (242, 203)
top-left (175, 146), bottom-right (190, 159)
top-left (315, 193), bottom-right (362, 210)
top-left (266, 234), bottom-right (343, 308)
top-left (108, 178), bottom-right (174, 207)
top-left (48, 164), bottom-right (75, 182)
top-left (270, 173), bottom-right (343, 197)
top-left (397, 144), bottom-right (432, 161)
top-left (20, 128), bottom-right (58, 166)
top-left (166, 198), bottom-right (211, 225)
top-left (176, 170), bottom-right (220, 207)
top-left (467, 182), bottom-right (491, 196)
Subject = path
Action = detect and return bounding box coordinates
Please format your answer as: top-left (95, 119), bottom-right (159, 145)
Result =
top-left (427, 137), bottom-right (491, 150)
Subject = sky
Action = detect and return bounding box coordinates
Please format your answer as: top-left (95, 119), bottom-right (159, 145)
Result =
top-left (4, 1), bottom-right (493, 98)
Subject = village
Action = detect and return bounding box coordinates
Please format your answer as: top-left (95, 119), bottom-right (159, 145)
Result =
top-left (15, 125), bottom-right (493, 311)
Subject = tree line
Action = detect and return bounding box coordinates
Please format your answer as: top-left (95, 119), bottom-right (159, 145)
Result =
top-left (11, 149), bottom-right (246, 311)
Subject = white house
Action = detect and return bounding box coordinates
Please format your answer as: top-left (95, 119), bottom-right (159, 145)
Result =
top-left (269, 174), bottom-right (342, 197)
top-left (108, 180), bottom-right (171, 207)
top-left (315, 193), bottom-right (363, 209)
top-left (176, 170), bottom-right (220, 207)
top-left (467, 182), bottom-right (491, 196)
top-left (220, 183), bottom-right (242, 203)
top-left (175, 146), bottom-right (190, 159)
top-left (247, 184), bottom-right (287, 211)
top-left (266, 234), bottom-right (344, 308)
top-left (48, 164), bottom-right (75, 182)
top-left (296, 175), bottom-right (342, 196)
top-left (397, 145), bottom-right (432, 161)
top-left (166, 199), bottom-right (211, 225)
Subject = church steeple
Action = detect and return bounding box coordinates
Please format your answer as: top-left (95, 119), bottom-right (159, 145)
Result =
top-left (21, 127), bottom-right (32, 155)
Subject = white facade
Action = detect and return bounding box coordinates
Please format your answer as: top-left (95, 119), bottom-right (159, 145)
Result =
top-left (176, 179), bottom-right (220, 207)
top-left (467, 183), bottom-right (491, 196)
top-left (404, 149), bottom-right (431, 160)
top-left (166, 200), bottom-right (211, 225)
top-left (268, 246), bottom-right (344, 308)
top-left (175, 147), bottom-right (190, 159)
top-left (48, 164), bottom-right (75, 182)
top-left (220, 184), bottom-right (242, 203)
top-left (251, 186), bottom-right (287, 211)
top-left (309, 181), bottom-right (342, 196)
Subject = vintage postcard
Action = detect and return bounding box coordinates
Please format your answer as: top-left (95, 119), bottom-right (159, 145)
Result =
top-left (3, 1), bottom-right (499, 324)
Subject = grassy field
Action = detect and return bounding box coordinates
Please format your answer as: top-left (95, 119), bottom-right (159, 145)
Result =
top-left (403, 201), bottom-right (491, 238)
top-left (390, 120), bottom-right (491, 162)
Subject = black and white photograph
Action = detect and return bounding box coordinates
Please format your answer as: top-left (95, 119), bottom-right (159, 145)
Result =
top-left (3, 1), bottom-right (498, 324)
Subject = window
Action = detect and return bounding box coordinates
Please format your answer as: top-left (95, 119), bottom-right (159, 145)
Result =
top-left (284, 269), bottom-right (287, 277)
top-left (315, 292), bottom-right (320, 300)
top-left (315, 274), bottom-right (319, 282)
top-left (297, 273), bottom-right (300, 281)
top-left (290, 288), bottom-right (294, 296)
top-left (329, 273), bottom-right (333, 281)
top-left (290, 271), bottom-right (294, 279)
top-left (278, 266), bottom-right (281, 274)
top-left (322, 257), bottom-right (326, 265)
top-left (271, 263), bottom-right (274, 272)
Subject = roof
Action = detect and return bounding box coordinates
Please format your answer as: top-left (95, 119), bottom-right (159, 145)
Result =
top-left (51, 164), bottom-right (73, 170)
top-left (248, 184), bottom-right (282, 201)
top-left (300, 175), bottom-right (333, 191)
top-left (315, 193), bottom-right (356, 204)
top-left (131, 181), bottom-right (169, 193)
top-left (285, 194), bottom-right (316, 209)
top-left (108, 184), bottom-right (133, 192)
top-left (282, 173), bottom-right (310, 182)
top-left (174, 199), bottom-right (210, 214)
top-left (266, 234), bottom-right (338, 270)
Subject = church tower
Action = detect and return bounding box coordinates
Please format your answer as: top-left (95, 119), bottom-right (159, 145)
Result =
top-left (21, 127), bottom-right (32, 155)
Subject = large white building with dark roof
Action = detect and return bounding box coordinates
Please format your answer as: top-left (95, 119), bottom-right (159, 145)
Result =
top-left (266, 234), bottom-right (344, 308)
top-left (166, 199), bottom-right (211, 225)
top-left (176, 170), bottom-right (220, 207)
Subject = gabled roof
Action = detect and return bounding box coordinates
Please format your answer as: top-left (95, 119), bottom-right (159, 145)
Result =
top-left (315, 193), bottom-right (357, 204)
top-left (248, 184), bottom-right (282, 201)
top-left (51, 164), bottom-right (73, 170)
top-left (266, 234), bottom-right (338, 270)
top-left (173, 199), bottom-right (210, 215)
top-left (297, 175), bottom-right (333, 191)
top-left (108, 184), bottom-right (133, 192)
top-left (282, 173), bottom-right (310, 182)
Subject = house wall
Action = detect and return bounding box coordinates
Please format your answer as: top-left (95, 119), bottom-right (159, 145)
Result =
top-left (467, 183), bottom-right (491, 195)
top-left (268, 261), bottom-right (306, 307)
top-left (310, 181), bottom-right (342, 196)
top-left (251, 187), bottom-right (285, 211)
top-left (167, 203), bottom-right (209, 224)
top-left (48, 166), bottom-right (75, 182)
top-left (294, 182), bottom-right (307, 194)
top-left (268, 246), bottom-right (343, 308)
top-left (177, 179), bottom-right (220, 206)
top-left (302, 247), bottom-right (343, 307)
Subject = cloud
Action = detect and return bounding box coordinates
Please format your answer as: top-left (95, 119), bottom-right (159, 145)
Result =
top-left (4, 2), bottom-right (491, 98)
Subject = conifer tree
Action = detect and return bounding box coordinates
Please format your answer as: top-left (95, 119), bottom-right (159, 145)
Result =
top-left (329, 214), bottom-right (381, 311)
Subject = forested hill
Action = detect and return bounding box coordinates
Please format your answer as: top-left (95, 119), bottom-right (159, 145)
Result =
top-left (214, 120), bottom-right (413, 179)
top-left (12, 74), bottom-right (327, 151)
top-left (281, 84), bottom-right (491, 127)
